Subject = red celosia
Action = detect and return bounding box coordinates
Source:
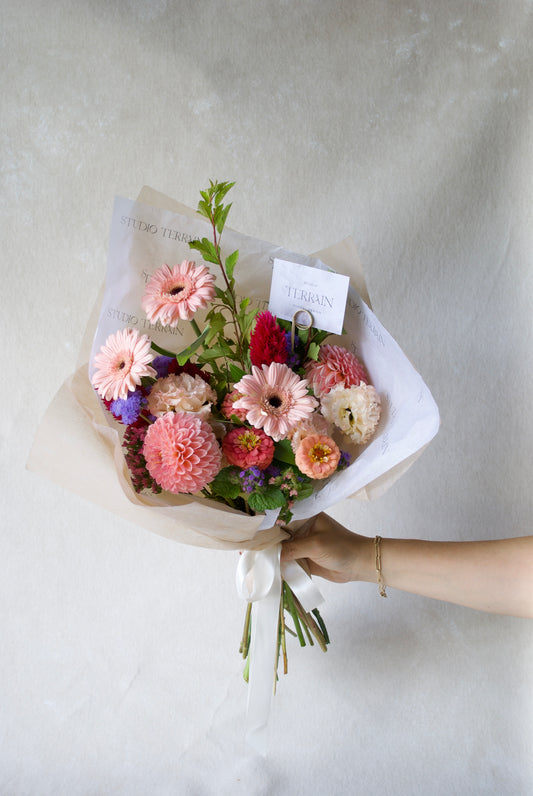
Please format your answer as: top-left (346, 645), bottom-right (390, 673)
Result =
top-left (249, 311), bottom-right (288, 367)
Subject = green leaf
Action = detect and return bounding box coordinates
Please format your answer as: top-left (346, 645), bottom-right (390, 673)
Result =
top-left (296, 482), bottom-right (314, 501)
top-left (189, 237), bottom-right (219, 265)
top-left (214, 181), bottom-right (235, 204)
top-left (228, 362), bottom-right (246, 382)
top-left (224, 249), bottom-right (239, 280)
top-left (197, 340), bottom-right (234, 361)
top-left (273, 439), bottom-right (296, 465)
top-left (209, 468), bottom-right (242, 500)
top-left (238, 306), bottom-right (259, 339)
top-left (216, 202), bottom-right (232, 234)
top-left (311, 329), bottom-right (330, 345)
top-left (204, 311), bottom-right (226, 344)
top-left (151, 341), bottom-right (178, 359)
top-left (175, 324), bottom-right (211, 365)
top-left (248, 487), bottom-right (286, 512)
top-left (307, 342), bottom-right (321, 361)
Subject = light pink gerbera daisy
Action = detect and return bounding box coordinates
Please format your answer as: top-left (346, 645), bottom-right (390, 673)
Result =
top-left (222, 427), bottom-right (274, 470)
top-left (233, 362), bottom-right (318, 442)
top-left (141, 260), bottom-right (216, 326)
top-left (143, 412), bottom-right (222, 494)
top-left (305, 344), bottom-right (368, 398)
top-left (295, 434), bottom-right (340, 480)
top-left (91, 328), bottom-right (156, 401)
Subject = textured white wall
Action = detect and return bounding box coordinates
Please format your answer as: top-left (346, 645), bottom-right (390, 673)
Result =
top-left (3, 1), bottom-right (533, 793)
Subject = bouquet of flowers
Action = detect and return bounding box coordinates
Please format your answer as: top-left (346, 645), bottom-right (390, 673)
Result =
top-left (29, 180), bottom-right (439, 750)
top-left (90, 180), bottom-right (383, 677)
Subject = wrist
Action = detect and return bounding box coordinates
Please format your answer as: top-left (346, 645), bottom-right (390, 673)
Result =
top-left (350, 535), bottom-right (376, 582)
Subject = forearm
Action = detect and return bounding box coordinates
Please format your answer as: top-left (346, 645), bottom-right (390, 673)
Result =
top-left (361, 536), bottom-right (533, 617)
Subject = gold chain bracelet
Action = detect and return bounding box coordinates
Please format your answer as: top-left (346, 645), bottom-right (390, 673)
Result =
top-left (374, 535), bottom-right (387, 598)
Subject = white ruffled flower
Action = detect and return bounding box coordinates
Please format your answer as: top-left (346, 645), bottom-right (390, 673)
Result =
top-left (147, 373), bottom-right (217, 419)
top-left (288, 413), bottom-right (333, 454)
top-left (320, 384), bottom-right (381, 444)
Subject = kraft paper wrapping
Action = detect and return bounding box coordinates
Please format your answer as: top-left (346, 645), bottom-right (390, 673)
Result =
top-left (27, 188), bottom-right (439, 550)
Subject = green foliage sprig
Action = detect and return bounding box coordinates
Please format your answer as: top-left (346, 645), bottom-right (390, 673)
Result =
top-left (189, 181), bottom-right (258, 390)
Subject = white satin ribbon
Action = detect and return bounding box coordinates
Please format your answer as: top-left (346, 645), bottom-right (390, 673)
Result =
top-left (235, 544), bottom-right (324, 754)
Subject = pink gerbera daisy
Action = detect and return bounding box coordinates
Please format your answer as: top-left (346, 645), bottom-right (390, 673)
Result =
top-left (143, 412), bottom-right (222, 494)
top-left (222, 427), bottom-right (274, 470)
top-left (141, 260), bottom-right (216, 326)
top-left (305, 344), bottom-right (368, 398)
top-left (91, 328), bottom-right (156, 401)
top-left (295, 433), bottom-right (341, 480)
top-left (233, 362), bottom-right (318, 441)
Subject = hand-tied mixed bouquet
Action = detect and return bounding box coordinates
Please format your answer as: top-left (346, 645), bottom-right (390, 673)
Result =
top-left (90, 181), bottom-right (383, 677)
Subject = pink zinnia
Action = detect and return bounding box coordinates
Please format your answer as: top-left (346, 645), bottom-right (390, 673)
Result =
top-left (143, 412), bottom-right (222, 494)
top-left (249, 311), bottom-right (287, 367)
top-left (305, 344), bottom-right (368, 398)
top-left (233, 362), bottom-right (318, 442)
top-left (221, 390), bottom-right (248, 422)
top-left (91, 328), bottom-right (156, 401)
top-left (295, 433), bottom-right (340, 480)
top-left (222, 427), bottom-right (274, 470)
top-left (142, 260), bottom-right (216, 326)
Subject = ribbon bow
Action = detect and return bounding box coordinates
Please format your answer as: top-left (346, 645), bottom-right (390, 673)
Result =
top-left (235, 543), bottom-right (324, 754)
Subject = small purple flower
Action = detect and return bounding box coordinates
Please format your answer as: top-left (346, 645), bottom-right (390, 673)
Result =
top-left (111, 390), bottom-right (145, 424)
top-left (237, 467), bottom-right (267, 494)
top-left (284, 331), bottom-right (301, 368)
top-left (338, 451), bottom-right (352, 470)
top-left (152, 355), bottom-right (174, 379)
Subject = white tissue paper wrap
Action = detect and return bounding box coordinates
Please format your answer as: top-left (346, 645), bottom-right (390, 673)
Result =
top-left (29, 186), bottom-right (439, 548)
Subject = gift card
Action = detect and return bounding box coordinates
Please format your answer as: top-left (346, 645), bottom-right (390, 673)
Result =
top-left (268, 258), bottom-right (350, 334)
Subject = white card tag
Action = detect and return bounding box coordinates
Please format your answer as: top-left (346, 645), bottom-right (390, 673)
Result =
top-left (268, 258), bottom-right (350, 335)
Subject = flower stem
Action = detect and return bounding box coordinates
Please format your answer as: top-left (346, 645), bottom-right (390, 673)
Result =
top-left (190, 318), bottom-right (202, 338)
top-left (240, 601), bottom-right (252, 658)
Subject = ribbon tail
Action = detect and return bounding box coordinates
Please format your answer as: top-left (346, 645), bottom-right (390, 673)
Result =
top-left (236, 545), bottom-right (282, 755)
top-left (235, 547), bottom-right (326, 755)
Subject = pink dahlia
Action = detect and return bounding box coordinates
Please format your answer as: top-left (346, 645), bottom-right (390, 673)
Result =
top-left (222, 427), bottom-right (274, 470)
top-left (233, 362), bottom-right (318, 442)
top-left (141, 260), bottom-right (216, 326)
top-left (249, 311), bottom-right (287, 367)
top-left (305, 344), bottom-right (368, 398)
top-left (91, 328), bottom-right (156, 401)
top-left (295, 433), bottom-right (341, 479)
top-left (143, 412), bottom-right (221, 494)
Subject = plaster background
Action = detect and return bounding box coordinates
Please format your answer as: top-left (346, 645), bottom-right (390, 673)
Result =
top-left (2, 1), bottom-right (533, 793)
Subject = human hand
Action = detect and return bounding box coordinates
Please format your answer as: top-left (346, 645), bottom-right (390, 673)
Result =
top-left (281, 512), bottom-right (373, 584)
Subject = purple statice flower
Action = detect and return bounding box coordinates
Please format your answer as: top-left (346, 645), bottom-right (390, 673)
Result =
top-left (152, 355), bottom-right (174, 379)
top-left (338, 451), bottom-right (352, 470)
top-left (284, 331), bottom-right (301, 369)
top-left (110, 390), bottom-right (145, 425)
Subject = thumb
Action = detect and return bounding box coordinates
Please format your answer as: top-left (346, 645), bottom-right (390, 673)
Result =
top-left (281, 534), bottom-right (316, 563)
